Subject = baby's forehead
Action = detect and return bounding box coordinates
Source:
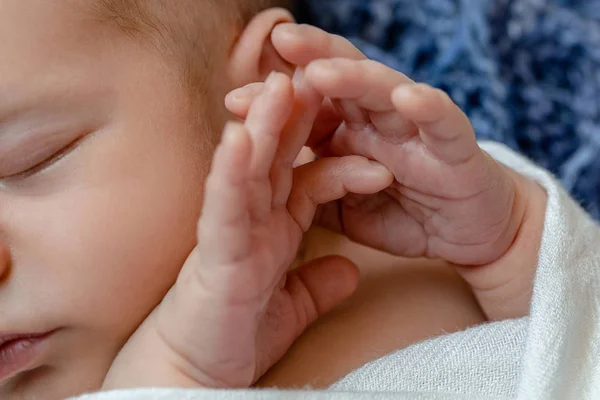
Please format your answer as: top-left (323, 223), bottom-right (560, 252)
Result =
top-left (91, 0), bottom-right (220, 43)
top-left (0, 2), bottom-right (174, 124)
top-left (0, 1), bottom-right (219, 116)
top-left (0, 2), bottom-right (108, 92)
top-left (91, 0), bottom-right (168, 41)
top-left (1, 0), bottom-right (290, 117)
top-left (90, 1), bottom-right (222, 76)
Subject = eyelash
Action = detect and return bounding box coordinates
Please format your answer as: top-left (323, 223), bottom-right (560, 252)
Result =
top-left (3, 136), bottom-right (83, 181)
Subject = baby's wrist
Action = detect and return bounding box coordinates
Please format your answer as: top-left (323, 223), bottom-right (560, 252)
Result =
top-left (101, 312), bottom-right (215, 391)
top-left (456, 168), bottom-right (547, 321)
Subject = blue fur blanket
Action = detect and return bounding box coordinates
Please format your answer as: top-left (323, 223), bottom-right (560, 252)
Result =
top-left (297, 0), bottom-right (600, 220)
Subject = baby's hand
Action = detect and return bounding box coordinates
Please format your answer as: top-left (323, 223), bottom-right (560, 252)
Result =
top-left (227, 24), bottom-right (547, 321)
top-left (102, 73), bottom-right (393, 389)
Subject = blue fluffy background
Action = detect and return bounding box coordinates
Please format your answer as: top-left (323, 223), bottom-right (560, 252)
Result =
top-left (297, 0), bottom-right (600, 219)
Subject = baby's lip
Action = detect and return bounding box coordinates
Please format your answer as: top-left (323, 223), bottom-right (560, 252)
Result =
top-left (0, 330), bottom-right (57, 384)
top-left (0, 332), bottom-right (47, 347)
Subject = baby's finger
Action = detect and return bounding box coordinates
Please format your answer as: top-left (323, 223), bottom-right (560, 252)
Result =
top-left (270, 68), bottom-right (323, 207)
top-left (391, 84), bottom-right (480, 166)
top-left (198, 122), bottom-right (252, 266)
top-left (286, 256), bottom-right (360, 331)
top-left (225, 82), bottom-right (343, 154)
top-left (306, 58), bottom-right (413, 113)
top-left (245, 72), bottom-right (294, 179)
top-left (271, 23), bottom-right (366, 66)
top-left (305, 58), bottom-right (414, 137)
top-left (288, 156), bottom-right (394, 232)
top-left (225, 82), bottom-right (264, 119)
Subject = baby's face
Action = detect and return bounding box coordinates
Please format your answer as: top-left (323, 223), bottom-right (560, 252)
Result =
top-left (0, 1), bottom-right (215, 398)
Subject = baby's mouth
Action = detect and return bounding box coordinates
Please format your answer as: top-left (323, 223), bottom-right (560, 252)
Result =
top-left (0, 330), bottom-right (56, 384)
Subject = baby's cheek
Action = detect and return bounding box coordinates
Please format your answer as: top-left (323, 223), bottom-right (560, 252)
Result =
top-left (78, 179), bottom-right (201, 335)
top-left (14, 147), bottom-right (203, 344)
top-left (14, 186), bottom-right (194, 335)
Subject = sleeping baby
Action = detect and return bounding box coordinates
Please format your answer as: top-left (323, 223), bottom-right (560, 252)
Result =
top-left (0, 1), bottom-right (597, 400)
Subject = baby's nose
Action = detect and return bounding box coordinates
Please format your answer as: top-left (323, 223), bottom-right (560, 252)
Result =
top-left (0, 243), bottom-right (10, 283)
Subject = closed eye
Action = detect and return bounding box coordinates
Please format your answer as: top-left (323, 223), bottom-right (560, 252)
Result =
top-left (1, 135), bottom-right (85, 181)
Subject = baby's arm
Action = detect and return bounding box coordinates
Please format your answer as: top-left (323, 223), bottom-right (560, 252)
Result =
top-left (227, 24), bottom-right (548, 321)
top-left (102, 73), bottom-right (393, 389)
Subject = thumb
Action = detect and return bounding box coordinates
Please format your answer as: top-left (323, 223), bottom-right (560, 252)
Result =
top-left (288, 156), bottom-right (394, 232)
top-left (286, 255), bottom-right (360, 335)
top-left (255, 255), bottom-right (359, 381)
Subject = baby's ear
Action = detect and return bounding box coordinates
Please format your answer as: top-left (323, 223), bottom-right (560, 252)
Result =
top-left (228, 8), bottom-right (295, 87)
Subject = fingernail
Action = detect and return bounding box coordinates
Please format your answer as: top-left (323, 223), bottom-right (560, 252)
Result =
top-left (309, 59), bottom-right (335, 76)
top-left (266, 72), bottom-right (284, 93)
top-left (292, 67), bottom-right (305, 84)
top-left (223, 122), bottom-right (240, 143)
top-left (368, 160), bottom-right (390, 173)
top-left (267, 71), bottom-right (277, 81)
top-left (227, 86), bottom-right (251, 101)
top-left (392, 84), bottom-right (413, 99)
top-left (276, 23), bottom-right (299, 35)
top-left (265, 71), bottom-right (279, 88)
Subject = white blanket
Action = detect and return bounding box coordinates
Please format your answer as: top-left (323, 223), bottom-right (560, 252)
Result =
top-left (71, 143), bottom-right (600, 400)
